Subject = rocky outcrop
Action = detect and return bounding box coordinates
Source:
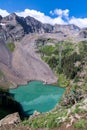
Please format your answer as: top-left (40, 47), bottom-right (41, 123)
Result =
top-left (53, 24), bottom-right (80, 34)
top-left (0, 112), bottom-right (20, 126)
top-left (79, 28), bottom-right (87, 38)
top-left (25, 16), bottom-right (53, 33)
top-left (0, 13), bottom-right (54, 41)
top-left (1, 13), bottom-right (25, 41)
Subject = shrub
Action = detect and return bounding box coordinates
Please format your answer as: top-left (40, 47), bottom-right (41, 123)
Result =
top-left (58, 74), bottom-right (69, 87)
top-left (74, 119), bottom-right (87, 129)
top-left (61, 52), bottom-right (82, 79)
top-left (7, 42), bottom-right (15, 52)
top-left (0, 70), bottom-right (4, 78)
top-left (38, 45), bottom-right (55, 56)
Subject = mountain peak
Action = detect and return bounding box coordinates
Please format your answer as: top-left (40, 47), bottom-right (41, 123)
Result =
top-left (9, 13), bottom-right (17, 16)
top-left (5, 13), bottom-right (17, 21)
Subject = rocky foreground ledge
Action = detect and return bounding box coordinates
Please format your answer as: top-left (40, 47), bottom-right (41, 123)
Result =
top-left (0, 112), bottom-right (20, 127)
top-left (0, 98), bottom-right (87, 130)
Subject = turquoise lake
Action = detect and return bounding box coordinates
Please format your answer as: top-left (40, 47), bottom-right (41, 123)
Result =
top-left (10, 81), bottom-right (65, 115)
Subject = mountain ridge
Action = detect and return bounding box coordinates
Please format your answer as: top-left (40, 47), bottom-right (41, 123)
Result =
top-left (0, 13), bottom-right (81, 42)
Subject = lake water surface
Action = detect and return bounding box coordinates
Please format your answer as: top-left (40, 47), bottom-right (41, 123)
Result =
top-left (10, 81), bottom-right (65, 115)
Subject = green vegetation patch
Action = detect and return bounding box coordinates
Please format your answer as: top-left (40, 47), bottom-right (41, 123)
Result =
top-left (58, 74), bottom-right (69, 87)
top-left (74, 119), bottom-right (87, 129)
top-left (0, 70), bottom-right (4, 78)
top-left (21, 108), bottom-right (68, 129)
top-left (7, 42), bottom-right (15, 52)
top-left (39, 45), bottom-right (55, 56)
top-left (61, 52), bottom-right (82, 79)
top-left (36, 40), bottom-right (85, 86)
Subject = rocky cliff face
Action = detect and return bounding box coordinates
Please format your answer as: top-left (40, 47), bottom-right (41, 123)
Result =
top-left (1, 13), bottom-right (87, 42)
top-left (0, 13), bottom-right (54, 42)
top-left (53, 24), bottom-right (80, 34)
top-left (0, 13), bottom-right (83, 42)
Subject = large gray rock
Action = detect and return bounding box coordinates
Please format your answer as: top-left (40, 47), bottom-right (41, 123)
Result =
top-left (0, 112), bottom-right (21, 126)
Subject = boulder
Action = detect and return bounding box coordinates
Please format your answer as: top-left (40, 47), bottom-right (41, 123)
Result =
top-left (33, 110), bottom-right (40, 116)
top-left (0, 112), bottom-right (21, 126)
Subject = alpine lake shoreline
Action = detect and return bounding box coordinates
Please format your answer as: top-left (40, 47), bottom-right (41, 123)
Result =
top-left (9, 80), bottom-right (65, 117)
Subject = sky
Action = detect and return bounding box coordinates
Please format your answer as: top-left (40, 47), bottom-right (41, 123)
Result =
top-left (0, 0), bottom-right (87, 28)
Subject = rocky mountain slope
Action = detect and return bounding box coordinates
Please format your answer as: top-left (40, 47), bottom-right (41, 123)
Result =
top-left (0, 13), bottom-right (87, 88)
